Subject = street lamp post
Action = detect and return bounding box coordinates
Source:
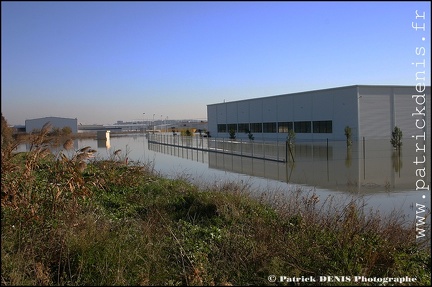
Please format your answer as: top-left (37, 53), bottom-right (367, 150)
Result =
top-left (160, 115), bottom-right (163, 133)
top-left (152, 114), bottom-right (155, 134)
top-left (142, 113), bottom-right (146, 135)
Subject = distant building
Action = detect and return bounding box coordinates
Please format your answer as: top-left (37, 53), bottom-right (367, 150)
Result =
top-left (169, 120), bottom-right (208, 133)
top-left (207, 85), bottom-right (431, 141)
top-left (25, 117), bottom-right (78, 134)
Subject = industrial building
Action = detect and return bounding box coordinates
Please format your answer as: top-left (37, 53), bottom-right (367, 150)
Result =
top-left (207, 85), bottom-right (431, 141)
top-left (25, 117), bottom-right (78, 134)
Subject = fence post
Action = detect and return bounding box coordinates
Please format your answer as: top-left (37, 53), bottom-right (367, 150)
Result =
top-left (252, 140), bottom-right (254, 157)
top-left (326, 138), bottom-right (329, 161)
top-left (363, 137), bottom-right (366, 180)
top-left (276, 139), bottom-right (279, 161)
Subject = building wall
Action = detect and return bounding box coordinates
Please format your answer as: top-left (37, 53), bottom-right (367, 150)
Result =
top-left (25, 117), bottom-right (78, 134)
top-left (331, 87), bottom-right (359, 140)
top-left (358, 86), bottom-right (431, 140)
top-left (207, 107), bottom-right (218, 137)
top-left (207, 85), bottom-right (431, 141)
top-left (207, 85), bottom-right (359, 141)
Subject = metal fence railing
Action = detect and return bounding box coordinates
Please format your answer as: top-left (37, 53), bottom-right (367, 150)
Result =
top-left (147, 134), bottom-right (290, 162)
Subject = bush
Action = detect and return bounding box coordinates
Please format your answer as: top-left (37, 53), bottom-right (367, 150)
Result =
top-left (1, 113), bottom-right (14, 150)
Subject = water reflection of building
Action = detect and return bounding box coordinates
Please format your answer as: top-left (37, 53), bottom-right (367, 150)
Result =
top-left (209, 139), bottom-right (430, 193)
top-left (149, 138), bottom-right (430, 194)
top-left (97, 131), bottom-right (111, 149)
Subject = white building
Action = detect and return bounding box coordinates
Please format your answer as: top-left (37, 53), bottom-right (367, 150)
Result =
top-left (207, 85), bottom-right (431, 141)
top-left (25, 117), bottom-right (78, 134)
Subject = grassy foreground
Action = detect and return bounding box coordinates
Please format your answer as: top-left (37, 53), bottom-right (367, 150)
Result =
top-left (1, 127), bottom-right (431, 286)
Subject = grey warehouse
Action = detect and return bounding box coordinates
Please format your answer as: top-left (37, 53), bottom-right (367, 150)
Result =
top-left (206, 85), bottom-right (431, 141)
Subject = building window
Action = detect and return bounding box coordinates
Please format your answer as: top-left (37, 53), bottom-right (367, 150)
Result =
top-left (313, 120), bottom-right (333, 133)
top-left (227, 123), bottom-right (237, 132)
top-left (250, 123), bottom-right (262, 133)
top-left (263, 122), bottom-right (276, 133)
top-left (294, 121), bottom-right (311, 133)
top-left (238, 123), bottom-right (250, 133)
top-left (217, 124), bottom-right (227, 133)
top-left (278, 122), bottom-right (293, 133)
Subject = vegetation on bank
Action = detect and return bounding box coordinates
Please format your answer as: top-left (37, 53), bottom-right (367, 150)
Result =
top-left (1, 117), bottom-right (431, 286)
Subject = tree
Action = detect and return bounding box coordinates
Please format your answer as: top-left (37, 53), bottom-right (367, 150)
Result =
top-left (229, 128), bottom-right (236, 140)
top-left (245, 129), bottom-right (254, 141)
top-left (390, 126), bottom-right (403, 150)
top-left (286, 129), bottom-right (296, 162)
top-left (344, 126), bottom-right (352, 147)
top-left (287, 129), bottom-right (295, 147)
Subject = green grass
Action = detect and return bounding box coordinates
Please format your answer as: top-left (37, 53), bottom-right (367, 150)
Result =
top-left (1, 129), bottom-right (431, 286)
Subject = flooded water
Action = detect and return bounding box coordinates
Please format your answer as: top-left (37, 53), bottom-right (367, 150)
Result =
top-left (16, 133), bottom-right (431, 226)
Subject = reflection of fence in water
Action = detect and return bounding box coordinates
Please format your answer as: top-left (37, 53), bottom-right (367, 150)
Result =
top-left (137, 134), bottom-right (431, 192)
top-left (147, 138), bottom-right (208, 163)
top-left (147, 134), bottom-right (289, 162)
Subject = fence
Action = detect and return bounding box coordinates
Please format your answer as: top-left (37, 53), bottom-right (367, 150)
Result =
top-left (147, 134), bottom-right (293, 163)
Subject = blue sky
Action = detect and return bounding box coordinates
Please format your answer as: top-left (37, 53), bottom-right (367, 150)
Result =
top-left (2, 1), bottom-right (430, 125)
